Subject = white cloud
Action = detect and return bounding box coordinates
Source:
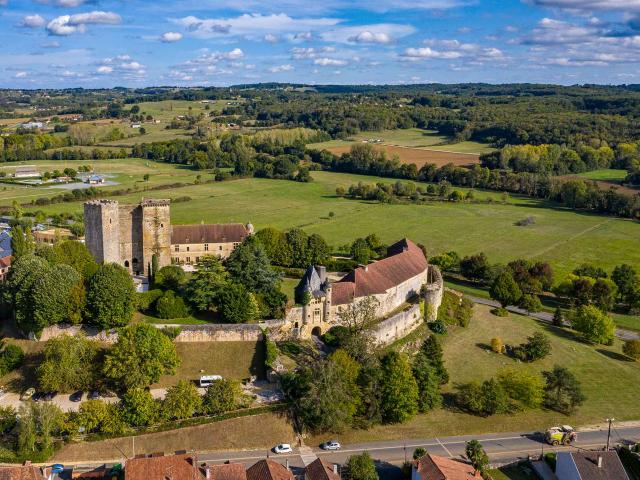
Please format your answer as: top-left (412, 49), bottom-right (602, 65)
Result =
top-left (402, 39), bottom-right (506, 62)
top-left (19, 14), bottom-right (46, 28)
top-left (291, 31), bottom-right (312, 41)
top-left (314, 57), bottom-right (347, 66)
top-left (402, 47), bottom-right (462, 59)
top-left (264, 33), bottom-right (279, 43)
top-left (38, 0), bottom-right (88, 6)
top-left (521, 18), bottom-right (596, 45)
top-left (175, 13), bottom-right (339, 39)
top-left (97, 54), bottom-right (145, 77)
top-left (290, 46), bottom-right (336, 59)
top-left (96, 65), bottom-right (113, 74)
top-left (14, 71), bottom-right (28, 78)
top-left (322, 23), bottom-right (415, 44)
top-left (46, 11), bottom-right (122, 36)
top-left (160, 31), bottom-right (183, 42)
top-left (269, 64), bottom-right (294, 72)
top-left (527, 0), bottom-right (640, 12)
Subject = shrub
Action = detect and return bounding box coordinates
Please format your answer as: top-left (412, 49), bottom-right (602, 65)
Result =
top-left (429, 318), bottom-right (447, 334)
top-left (497, 368), bottom-right (544, 409)
top-left (490, 337), bottom-right (504, 354)
top-left (623, 340), bottom-right (640, 360)
top-left (160, 326), bottom-right (182, 340)
top-left (519, 294), bottom-right (543, 313)
top-left (202, 379), bottom-right (240, 415)
top-left (513, 332), bottom-right (552, 362)
top-left (155, 290), bottom-right (190, 319)
top-left (437, 291), bottom-right (472, 327)
top-left (135, 289), bottom-right (163, 312)
top-left (491, 307), bottom-right (509, 317)
top-left (322, 325), bottom-right (350, 347)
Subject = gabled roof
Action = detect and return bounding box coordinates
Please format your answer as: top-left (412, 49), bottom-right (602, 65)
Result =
top-left (124, 454), bottom-right (205, 480)
top-left (207, 464), bottom-right (247, 480)
top-left (0, 231), bottom-right (11, 257)
top-left (305, 458), bottom-right (340, 480)
top-left (297, 265), bottom-right (327, 298)
top-left (414, 454), bottom-right (481, 480)
top-left (171, 224), bottom-right (249, 245)
top-left (245, 460), bottom-right (293, 480)
top-left (560, 451), bottom-right (630, 480)
top-left (332, 238), bottom-right (427, 305)
top-left (0, 465), bottom-right (46, 480)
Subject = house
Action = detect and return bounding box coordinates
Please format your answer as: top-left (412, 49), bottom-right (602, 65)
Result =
top-left (124, 453), bottom-right (205, 480)
top-left (412, 454), bottom-right (481, 480)
top-left (207, 463), bottom-right (247, 480)
top-left (246, 460), bottom-right (294, 480)
top-left (85, 175), bottom-right (105, 185)
top-left (0, 462), bottom-right (46, 480)
top-left (131, 124), bottom-right (141, 129)
top-left (0, 230), bottom-right (12, 257)
top-left (305, 458), bottom-right (340, 480)
top-left (33, 227), bottom-right (78, 245)
top-left (555, 450), bottom-right (630, 480)
top-left (0, 256), bottom-right (11, 282)
top-left (170, 223), bottom-right (253, 265)
top-left (14, 166), bottom-right (40, 179)
top-left (20, 122), bottom-right (43, 130)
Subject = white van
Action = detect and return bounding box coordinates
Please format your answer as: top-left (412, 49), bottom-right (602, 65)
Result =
top-left (199, 375), bottom-right (223, 388)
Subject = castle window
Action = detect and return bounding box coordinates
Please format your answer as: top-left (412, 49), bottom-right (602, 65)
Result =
top-left (186, 246), bottom-right (190, 252)
top-left (174, 245), bottom-right (179, 252)
top-left (219, 246), bottom-right (223, 251)
top-left (186, 257), bottom-right (191, 263)
top-left (160, 224), bottom-right (163, 228)
top-left (204, 244), bottom-right (209, 251)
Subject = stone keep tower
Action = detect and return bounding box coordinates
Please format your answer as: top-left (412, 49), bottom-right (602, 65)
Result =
top-left (84, 199), bottom-right (171, 276)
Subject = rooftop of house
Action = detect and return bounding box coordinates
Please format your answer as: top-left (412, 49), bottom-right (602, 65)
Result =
top-left (207, 463), bottom-right (247, 480)
top-left (0, 230), bottom-right (11, 257)
top-left (331, 238), bottom-right (428, 305)
top-left (297, 265), bottom-right (328, 298)
top-left (304, 459), bottom-right (340, 480)
top-left (124, 453), bottom-right (204, 480)
top-left (171, 224), bottom-right (249, 245)
top-left (557, 450), bottom-right (630, 480)
top-left (414, 454), bottom-right (481, 480)
top-left (245, 460), bottom-right (294, 480)
top-left (0, 464), bottom-right (46, 480)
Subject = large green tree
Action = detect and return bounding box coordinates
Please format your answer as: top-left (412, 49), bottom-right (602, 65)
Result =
top-left (255, 227), bottom-right (293, 266)
top-left (412, 352), bottom-right (442, 412)
top-left (120, 387), bottom-right (159, 427)
top-left (570, 305), bottom-right (615, 345)
top-left (490, 270), bottom-right (522, 308)
top-left (225, 235), bottom-right (279, 293)
top-left (202, 379), bottom-right (240, 415)
top-left (103, 323), bottom-right (180, 390)
top-left (37, 335), bottom-right (101, 392)
top-left (31, 264), bottom-right (82, 333)
top-left (50, 240), bottom-right (98, 278)
top-left (419, 335), bottom-right (449, 385)
top-left (343, 452), bottom-right (378, 480)
top-left (379, 351), bottom-right (419, 424)
top-left (217, 283), bottom-right (259, 323)
top-left (186, 256), bottom-right (228, 312)
top-left (163, 380), bottom-right (202, 420)
top-left (86, 263), bottom-right (136, 329)
top-left (543, 365), bottom-right (585, 414)
top-left (7, 255), bottom-right (50, 333)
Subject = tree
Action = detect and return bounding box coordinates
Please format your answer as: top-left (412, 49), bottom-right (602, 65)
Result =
top-left (163, 380), bottom-right (203, 420)
top-left (202, 379), bottom-right (240, 415)
top-left (380, 351), bottom-right (419, 423)
top-left (120, 388), bottom-right (159, 427)
top-left (497, 368), bottom-right (543, 409)
top-left (413, 447), bottom-right (427, 460)
top-left (225, 235), bottom-right (280, 293)
top-left (490, 270), bottom-right (522, 308)
top-left (285, 228), bottom-right (310, 267)
top-left (460, 253), bottom-right (489, 281)
top-left (465, 440), bottom-right (489, 473)
top-left (420, 335), bottom-right (449, 384)
top-left (217, 283), bottom-right (259, 323)
top-left (75, 400), bottom-right (109, 433)
top-left (350, 238), bottom-right (372, 264)
top-left (37, 335), bottom-right (101, 392)
top-left (612, 264), bottom-right (639, 304)
top-left (50, 240), bottom-right (97, 278)
top-left (103, 323), bottom-right (180, 390)
top-left (186, 256), bottom-right (228, 312)
top-left (30, 264), bottom-right (82, 333)
top-left (86, 263), bottom-right (136, 329)
top-left (336, 296), bottom-right (379, 362)
top-left (16, 403), bottom-right (64, 460)
top-left (343, 452), bottom-right (378, 480)
top-left (255, 227), bottom-right (293, 266)
top-left (591, 278), bottom-right (618, 311)
top-left (11, 225), bottom-right (35, 260)
top-left (7, 255), bottom-right (49, 333)
top-left (514, 331), bottom-right (551, 362)
top-left (155, 290), bottom-right (190, 319)
top-left (154, 265), bottom-right (186, 291)
top-left (570, 305), bottom-right (615, 345)
top-left (553, 307), bottom-right (564, 327)
top-left (519, 294), bottom-right (542, 313)
top-left (543, 365), bottom-right (585, 414)
top-left (412, 353), bottom-right (442, 412)
top-left (307, 233), bottom-right (330, 265)
top-left (480, 378), bottom-right (510, 416)
top-left (491, 337), bottom-right (504, 354)
top-left (623, 340), bottom-right (640, 360)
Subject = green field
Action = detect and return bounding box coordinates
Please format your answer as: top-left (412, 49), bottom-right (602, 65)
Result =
top-left (310, 304), bottom-right (640, 445)
top-left (308, 128), bottom-right (493, 154)
top-left (575, 169), bottom-right (629, 182)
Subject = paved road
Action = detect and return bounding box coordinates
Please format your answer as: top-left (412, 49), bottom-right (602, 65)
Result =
top-left (468, 295), bottom-right (640, 341)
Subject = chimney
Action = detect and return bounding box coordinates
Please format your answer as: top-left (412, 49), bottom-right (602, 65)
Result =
top-left (316, 265), bottom-right (327, 283)
top-left (285, 459), bottom-right (290, 471)
top-left (333, 464), bottom-right (338, 475)
top-left (597, 456), bottom-right (603, 468)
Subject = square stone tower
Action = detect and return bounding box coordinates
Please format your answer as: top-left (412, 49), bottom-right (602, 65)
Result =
top-left (84, 198), bottom-right (171, 276)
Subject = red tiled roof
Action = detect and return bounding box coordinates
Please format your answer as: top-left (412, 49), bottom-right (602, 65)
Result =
top-left (0, 466), bottom-right (45, 480)
top-left (331, 239), bottom-right (427, 305)
top-left (0, 256), bottom-right (11, 269)
top-left (171, 224), bottom-right (248, 245)
top-left (414, 454), bottom-right (481, 480)
top-left (125, 454), bottom-right (205, 480)
top-left (305, 459), bottom-right (340, 480)
top-left (245, 460), bottom-right (293, 480)
top-left (207, 464), bottom-right (247, 480)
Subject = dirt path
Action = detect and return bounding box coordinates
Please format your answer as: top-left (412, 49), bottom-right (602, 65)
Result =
top-left (528, 219), bottom-right (613, 259)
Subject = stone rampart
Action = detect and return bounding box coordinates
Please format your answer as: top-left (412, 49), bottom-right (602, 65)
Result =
top-left (372, 303), bottom-right (422, 346)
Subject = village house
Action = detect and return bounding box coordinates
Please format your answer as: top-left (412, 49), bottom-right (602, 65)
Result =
top-left (33, 227), bottom-right (79, 245)
top-left (0, 462), bottom-right (47, 480)
top-left (555, 450), bottom-right (630, 480)
top-left (412, 453), bottom-right (481, 480)
top-left (13, 166), bottom-right (40, 179)
top-left (304, 459), bottom-right (340, 480)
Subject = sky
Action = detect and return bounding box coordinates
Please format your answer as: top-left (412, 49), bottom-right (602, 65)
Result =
top-left (2, 0), bottom-right (640, 88)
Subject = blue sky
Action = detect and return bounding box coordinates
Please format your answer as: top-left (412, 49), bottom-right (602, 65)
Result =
top-left (2, 0), bottom-right (640, 88)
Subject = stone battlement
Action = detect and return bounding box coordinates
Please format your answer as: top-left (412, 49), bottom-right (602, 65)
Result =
top-left (141, 198), bottom-right (171, 207)
top-left (85, 199), bottom-right (119, 206)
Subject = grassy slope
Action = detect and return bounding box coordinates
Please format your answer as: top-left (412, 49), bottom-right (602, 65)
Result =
top-left (576, 169), bottom-right (629, 182)
top-left (309, 304), bottom-right (640, 445)
top-left (21, 170), bottom-right (640, 281)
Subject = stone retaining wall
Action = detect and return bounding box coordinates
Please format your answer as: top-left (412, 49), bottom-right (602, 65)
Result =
top-left (372, 303), bottom-right (423, 346)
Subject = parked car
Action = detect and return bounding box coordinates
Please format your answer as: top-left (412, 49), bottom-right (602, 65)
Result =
top-left (320, 440), bottom-right (341, 451)
top-left (20, 388), bottom-right (35, 401)
top-left (69, 391), bottom-right (84, 402)
top-left (43, 391), bottom-right (58, 401)
top-left (51, 464), bottom-right (64, 474)
top-left (32, 391), bottom-right (45, 402)
top-left (273, 444), bottom-right (293, 454)
top-left (88, 390), bottom-right (101, 400)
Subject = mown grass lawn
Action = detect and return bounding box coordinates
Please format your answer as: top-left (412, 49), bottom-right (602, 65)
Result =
top-left (575, 169), bottom-right (629, 182)
top-left (22, 170), bottom-right (640, 282)
top-left (309, 304), bottom-right (640, 445)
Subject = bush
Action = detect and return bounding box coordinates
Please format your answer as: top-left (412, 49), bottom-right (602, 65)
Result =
top-left (491, 307), bottom-right (509, 317)
top-left (623, 340), bottom-right (640, 360)
top-left (519, 294), bottom-right (543, 313)
top-left (135, 289), bottom-right (163, 312)
top-left (154, 266), bottom-right (186, 291)
top-left (437, 291), bottom-right (472, 327)
top-left (429, 318), bottom-right (447, 334)
top-left (155, 290), bottom-right (190, 319)
top-left (322, 325), bottom-right (350, 347)
top-left (160, 326), bottom-right (182, 340)
top-left (0, 344), bottom-right (24, 375)
top-left (202, 379), bottom-right (240, 415)
top-left (513, 332), bottom-right (551, 362)
top-left (490, 337), bottom-right (504, 354)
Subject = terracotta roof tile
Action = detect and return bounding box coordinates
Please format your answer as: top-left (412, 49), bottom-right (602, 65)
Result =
top-left (245, 460), bottom-right (293, 480)
top-left (414, 454), bottom-right (481, 480)
top-left (305, 459), bottom-right (340, 480)
top-left (171, 224), bottom-right (249, 245)
top-left (125, 454), bottom-right (205, 480)
top-left (332, 239), bottom-right (427, 305)
top-left (0, 466), bottom-right (46, 480)
top-left (207, 464), bottom-right (247, 480)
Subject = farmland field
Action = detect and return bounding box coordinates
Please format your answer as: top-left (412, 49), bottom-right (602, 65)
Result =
top-left (19, 168), bottom-right (640, 283)
top-left (559, 168), bottom-right (639, 196)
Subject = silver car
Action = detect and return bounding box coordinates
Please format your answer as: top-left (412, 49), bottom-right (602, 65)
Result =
top-left (320, 440), bottom-right (341, 451)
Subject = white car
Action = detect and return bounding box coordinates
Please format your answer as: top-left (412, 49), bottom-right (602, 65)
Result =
top-left (320, 440), bottom-right (341, 451)
top-left (273, 444), bottom-right (293, 454)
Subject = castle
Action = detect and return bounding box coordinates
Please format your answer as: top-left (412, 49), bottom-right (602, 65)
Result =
top-left (84, 199), bottom-right (252, 276)
top-left (290, 238), bottom-right (443, 338)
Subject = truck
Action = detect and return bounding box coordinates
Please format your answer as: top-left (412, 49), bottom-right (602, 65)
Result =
top-left (545, 425), bottom-right (577, 446)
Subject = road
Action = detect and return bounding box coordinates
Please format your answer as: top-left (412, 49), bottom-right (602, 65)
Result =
top-left (468, 295), bottom-right (640, 341)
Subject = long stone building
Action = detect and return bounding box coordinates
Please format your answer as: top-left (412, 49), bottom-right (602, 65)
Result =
top-left (291, 238), bottom-right (443, 338)
top-left (84, 199), bottom-right (251, 275)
